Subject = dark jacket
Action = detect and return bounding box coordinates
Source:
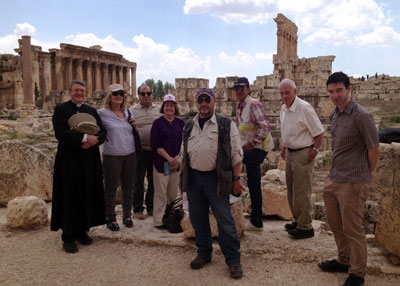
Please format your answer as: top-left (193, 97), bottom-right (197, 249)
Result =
top-left (51, 100), bottom-right (106, 232)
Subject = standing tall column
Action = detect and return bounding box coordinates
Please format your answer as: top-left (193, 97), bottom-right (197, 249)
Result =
top-left (76, 59), bottom-right (83, 81)
top-left (95, 62), bottom-right (101, 90)
top-left (55, 56), bottom-right (64, 91)
top-left (86, 62), bottom-right (93, 97)
top-left (103, 64), bottom-right (109, 89)
top-left (42, 54), bottom-right (52, 104)
top-left (276, 30), bottom-right (284, 58)
top-left (21, 36), bottom-right (33, 104)
top-left (118, 66), bottom-right (123, 84)
top-left (66, 58), bottom-right (73, 85)
top-left (111, 65), bottom-right (117, 84)
top-left (130, 64), bottom-right (137, 98)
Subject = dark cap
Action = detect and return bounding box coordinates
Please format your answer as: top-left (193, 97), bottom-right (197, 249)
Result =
top-left (195, 88), bottom-right (215, 99)
top-left (233, 77), bottom-right (249, 87)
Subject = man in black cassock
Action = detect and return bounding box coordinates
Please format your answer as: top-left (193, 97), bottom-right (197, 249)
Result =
top-left (51, 80), bottom-right (106, 253)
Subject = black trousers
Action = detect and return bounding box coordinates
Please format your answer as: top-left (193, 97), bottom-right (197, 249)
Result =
top-left (132, 150), bottom-right (154, 213)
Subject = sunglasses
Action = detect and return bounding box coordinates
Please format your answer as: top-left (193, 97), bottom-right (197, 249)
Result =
top-left (197, 97), bottom-right (211, 104)
top-left (112, 91), bottom-right (125, 97)
top-left (140, 92), bottom-right (152, 96)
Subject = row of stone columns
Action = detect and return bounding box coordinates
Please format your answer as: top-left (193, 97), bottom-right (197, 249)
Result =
top-left (276, 30), bottom-right (297, 60)
top-left (54, 57), bottom-right (135, 96)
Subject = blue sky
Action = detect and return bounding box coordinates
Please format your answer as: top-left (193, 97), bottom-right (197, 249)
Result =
top-left (1, 0), bottom-right (400, 87)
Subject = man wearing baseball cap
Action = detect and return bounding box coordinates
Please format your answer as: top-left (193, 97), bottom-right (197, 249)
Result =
top-left (234, 77), bottom-right (274, 231)
top-left (181, 88), bottom-right (245, 279)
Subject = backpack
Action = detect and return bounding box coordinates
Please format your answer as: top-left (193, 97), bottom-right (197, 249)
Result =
top-left (162, 197), bottom-right (184, 233)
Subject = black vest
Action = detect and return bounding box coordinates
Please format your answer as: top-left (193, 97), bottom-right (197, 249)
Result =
top-left (180, 113), bottom-right (233, 196)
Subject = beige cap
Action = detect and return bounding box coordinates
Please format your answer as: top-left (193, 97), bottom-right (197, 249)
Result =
top-left (68, 113), bottom-right (100, 135)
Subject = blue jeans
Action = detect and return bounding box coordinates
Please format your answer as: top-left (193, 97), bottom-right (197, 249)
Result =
top-left (187, 169), bottom-right (240, 265)
top-left (243, 149), bottom-right (267, 228)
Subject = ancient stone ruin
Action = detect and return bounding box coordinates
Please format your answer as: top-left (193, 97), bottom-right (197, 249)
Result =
top-left (0, 36), bottom-right (136, 112)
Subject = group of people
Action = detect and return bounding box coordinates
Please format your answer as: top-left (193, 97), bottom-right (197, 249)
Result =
top-left (51, 72), bottom-right (379, 285)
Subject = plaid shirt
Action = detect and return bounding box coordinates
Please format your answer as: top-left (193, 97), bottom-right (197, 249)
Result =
top-left (236, 97), bottom-right (271, 146)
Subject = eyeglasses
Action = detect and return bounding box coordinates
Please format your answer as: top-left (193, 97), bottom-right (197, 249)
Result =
top-left (112, 91), bottom-right (125, 97)
top-left (197, 97), bottom-right (211, 104)
top-left (140, 92), bottom-right (152, 96)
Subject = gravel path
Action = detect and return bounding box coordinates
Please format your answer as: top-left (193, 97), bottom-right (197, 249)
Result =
top-left (1, 219), bottom-right (400, 286)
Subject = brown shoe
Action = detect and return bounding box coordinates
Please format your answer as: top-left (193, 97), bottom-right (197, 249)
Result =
top-left (229, 264), bottom-right (243, 279)
top-left (190, 255), bottom-right (211, 269)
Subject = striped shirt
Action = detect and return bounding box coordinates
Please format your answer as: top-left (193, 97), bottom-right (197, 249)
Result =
top-left (236, 97), bottom-right (271, 146)
top-left (329, 99), bottom-right (379, 183)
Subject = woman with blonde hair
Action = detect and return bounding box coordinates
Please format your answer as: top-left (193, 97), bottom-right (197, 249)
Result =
top-left (98, 84), bottom-right (137, 231)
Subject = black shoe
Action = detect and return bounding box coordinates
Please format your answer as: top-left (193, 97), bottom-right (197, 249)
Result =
top-left (343, 274), bottom-right (365, 286)
top-left (154, 224), bottom-right (166, 230)
top-left (288, 228), bottom-right (314, 239)
top-left (190, 255), bottom-right (212, 269)
top-left (106, 220), bottom-right (120, 231)
top-left (318, 259), bottom-right (349, 273)
top-left (284, 221), bottom-right (297, 231)
top-left (76, 233), bottom-right (93, 245)
top-left (229, 264), bottom-right (243, 279)
top-left (63, 241), bottom-right (78, 253)
top-left (123, 218), bottom-right (134, 228)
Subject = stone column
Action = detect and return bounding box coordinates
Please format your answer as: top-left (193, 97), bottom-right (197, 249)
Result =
top-left (103, 64), bottom-right (109, 89)
top-left (86, 61), bottom-right (93, 96)
top-left (66, 58), bottom-right (73, 85)
top-left (130, 64), bottom-right (137, 98)
top-left (111, 65), bottom-right (117, 84)
top-left (276, 30), bottom-right (284, 58)
top-left (118, 66), bottom-right (123, 84)
top-left (42, 54), bottom-right (52, 103)
top-left (95, 62), bottom-right (101, 90)
top-left (76, 59), bottom-right (83, 81)
top-left (55, 56), bottom-right (64, 91)
top-left (21, 36), bottom-right (33, 104)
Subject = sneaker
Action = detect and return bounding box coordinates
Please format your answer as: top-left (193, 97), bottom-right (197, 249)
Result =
top-left (318, 259), bottom-right (349, 273)
top-left (343, 274), bottom-right (365, 286)
top-left (76, 233), bottom-right (93, 245)
top-left (288, 228), bottom-right (314, 239)
top-left (190, 255), bottom-right (211, 269)
top-left (229, 264), bottom-right (243, 279)
top-left (245, 221), bottom-right (263, 231)
top-left (284, 221), bottom-right (297, 231)
top-left (63, 241), bottom-right (78, 253)
top-left (135, 212), bottom-right (145, 220)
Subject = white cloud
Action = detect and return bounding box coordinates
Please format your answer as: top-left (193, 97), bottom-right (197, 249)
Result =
top-left (183, 0), bottom-right (400, 46)
top-left (63, 33), bottom-right (210, 86)
top-left (0, 35), bottom-right (19, 54)
top-left (13, 22), bottom-right (36, 36)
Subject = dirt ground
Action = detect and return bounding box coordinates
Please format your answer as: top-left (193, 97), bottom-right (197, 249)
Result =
top-left (1, 206), bottom-right (400, 286)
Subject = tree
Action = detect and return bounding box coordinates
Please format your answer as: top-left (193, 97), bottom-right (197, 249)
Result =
top-left (141, 79), bottom-right (175, 100)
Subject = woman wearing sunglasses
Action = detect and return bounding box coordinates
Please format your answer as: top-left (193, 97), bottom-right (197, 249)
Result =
top-left (98, 84), bottom-right (137, 231)
top-left (150, 94), bottom-right (184, 230)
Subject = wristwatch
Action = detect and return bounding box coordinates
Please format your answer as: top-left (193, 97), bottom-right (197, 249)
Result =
top-left (233, 176), bottom-right (241, 181)
top-left (312, 146), bottom-right (319, 153)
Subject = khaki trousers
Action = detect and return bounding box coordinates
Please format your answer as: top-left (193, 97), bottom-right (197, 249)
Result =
top-left (323, 178), bottom-right (369, 278)
top-left (285, 148), bottom-right (314, 230)
top-left (152, 167), bottom-right (180, 226)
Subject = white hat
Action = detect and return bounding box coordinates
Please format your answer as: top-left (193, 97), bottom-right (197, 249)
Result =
top-left (163, 94), bottom-right (176, 103)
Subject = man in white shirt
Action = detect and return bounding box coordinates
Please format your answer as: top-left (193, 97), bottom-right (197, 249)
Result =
top-left (279, 78), bottom-right (324, 239)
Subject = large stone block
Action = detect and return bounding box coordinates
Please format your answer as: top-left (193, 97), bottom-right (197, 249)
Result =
top-left (0, 140), bottom-right (53, 206)
top-left (181, 199), bottom-right (245, 239)
top-left (261, 88), bottom-right (280, 101)
top-left (214, 89), bottom-right (228, 101)
top-left (6, 196), bottom-right (48, 229)
top-left (375, 143), bottom-right (400, 257)
top-left (215, 77), bottom-right (226, 89)
top-left (175, 78), bottom-right (186, 89)
top-left (175, 88), bottom-right (187, 102)
top-left (186, 78), bottom-right (198, 89)
top-left (244, 184), bottom-right (293, 220)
